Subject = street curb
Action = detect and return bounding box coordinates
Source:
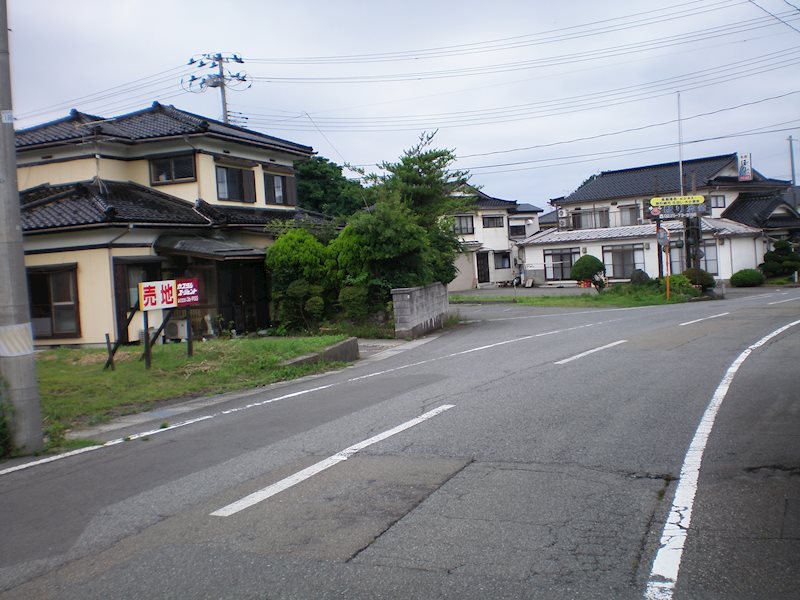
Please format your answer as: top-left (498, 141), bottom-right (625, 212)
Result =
top-left (281, 336), bottom-right (359, 367)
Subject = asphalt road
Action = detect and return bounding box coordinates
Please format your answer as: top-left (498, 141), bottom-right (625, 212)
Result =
top-left (1, 288), bottom-right (799, 599)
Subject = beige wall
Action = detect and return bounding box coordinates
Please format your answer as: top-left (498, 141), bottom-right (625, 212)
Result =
top-left (26, 248), bottom-right (114, 347)
top-left (25, 245), bottom-right (163, 347)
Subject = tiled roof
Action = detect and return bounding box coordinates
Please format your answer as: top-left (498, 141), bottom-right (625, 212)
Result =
top-left (721, 190), bottom-right (800, 233)
top-left (20, 180), bottom-right (209, 231)
top-left (19, 180), bottom-right (311, 232)
top-left (16, 102), bottom-right (314, 157)
top-left (512, 202), bottom-right (543, 214)
top-left (519, 217), bottom-right (759, 245)
top-left (560, 154), bottom-right (738, 205)
top-left (721, 191), bottom-right (789, 228)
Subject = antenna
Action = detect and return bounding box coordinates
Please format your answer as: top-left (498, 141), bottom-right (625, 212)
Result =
top-left (182, 53), bottom-right (251, 124)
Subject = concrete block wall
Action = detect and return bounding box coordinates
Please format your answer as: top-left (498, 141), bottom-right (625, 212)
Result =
top-left (391, 283), bottom-right (449, 339)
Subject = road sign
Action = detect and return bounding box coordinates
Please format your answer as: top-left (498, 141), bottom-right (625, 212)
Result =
top-left (650, 195), bottom-right (705, 207)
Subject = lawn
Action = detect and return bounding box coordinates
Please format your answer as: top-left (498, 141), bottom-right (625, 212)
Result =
top-left (450, 283), bottom-right (694, 308)
top-left (35, 335), bottom-right (347, 445)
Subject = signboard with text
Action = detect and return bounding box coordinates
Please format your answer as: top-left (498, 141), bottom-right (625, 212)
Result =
top-left (138, 278), bottom-right (200, 311)
top-left (650, 195), bottom-right (707, 219)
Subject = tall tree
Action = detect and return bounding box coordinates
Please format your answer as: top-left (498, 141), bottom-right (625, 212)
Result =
top-left (294, 156), bottom-right (370, 218)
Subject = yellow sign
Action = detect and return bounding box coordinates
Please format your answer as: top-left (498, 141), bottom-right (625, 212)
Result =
top-left (650, 195), bottom-right (705, 207)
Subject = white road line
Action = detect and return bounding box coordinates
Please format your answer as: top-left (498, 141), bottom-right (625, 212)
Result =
top-left (0, 415), bottom-right (215, 477)
top-left (2, 318), bottom-right (620, 477)
top-left (768, 297), bottom-right (800, 305)
top-left (644, 319), bottom-right (800, 600)
top-left (210, 404), bottom-right (455, 517)
top-left (679, 312), bottom-right (729, 326)
top-left (553, 340), bottom-right (627, 365)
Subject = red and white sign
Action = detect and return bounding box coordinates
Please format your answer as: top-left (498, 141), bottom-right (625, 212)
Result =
top-left (138, 278), bottom-right (200, 311)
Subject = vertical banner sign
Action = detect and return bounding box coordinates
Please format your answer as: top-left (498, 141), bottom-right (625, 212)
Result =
top-left (738, 153), bottom-right (752, 182)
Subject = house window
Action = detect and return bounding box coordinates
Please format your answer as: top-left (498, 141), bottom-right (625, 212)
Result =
top-left (28, 265), bottom-right (80, 338)
top-left (150, 155), bottom-right (195, 184)
top-left (603, 243), bottom-right (645, 278)
top-left (217, 165), bottom-right (256, 203)
top-left (618, 205), bottom-right (640, 226)
top-left (544, 247), bottom-right (581, 280)
top-left (698, 241), bottom-right (719, 275)
top-left (509, 224), bottom-right (527, 237)
top-left (709, 194), bottom-right (726, 208)
top-left (483, 215), bottom-right (504, 228)
top-left (494, 252), bottom-right (511, 269)
top-left (454, 215), bottom-right (474, 235)
top-left (264, 173), bottom-right (297, 206)
top-left (572, 209), bottom-right (609, 229)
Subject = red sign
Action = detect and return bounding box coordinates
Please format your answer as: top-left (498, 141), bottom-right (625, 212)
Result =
top-left (176, 278), bottom-right (200, 306)
top-left (139, 279), bottom-right (201, 311)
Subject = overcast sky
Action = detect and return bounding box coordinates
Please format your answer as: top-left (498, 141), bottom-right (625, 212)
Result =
top-left (7, 0), bottom-right (800, 208)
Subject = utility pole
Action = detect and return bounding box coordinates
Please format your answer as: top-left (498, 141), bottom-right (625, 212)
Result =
top-left (0, 0), bottom-right (43, 452)
top-left (789, 135), bottom-right (797, 209)
top-left (182, 53), bottom-right (250, 125)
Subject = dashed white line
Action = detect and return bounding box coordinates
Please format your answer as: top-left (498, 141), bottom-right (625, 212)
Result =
top-left (554, 340), bottom-right (627, 365)
top-left (768, 297), bottom-right (800, 305)
top-left (644, 318), bottom-right (800, 600)
top-left (679, 312), bottom-right (729, 326)
top-left (210, 404), bottom-right (455, 517)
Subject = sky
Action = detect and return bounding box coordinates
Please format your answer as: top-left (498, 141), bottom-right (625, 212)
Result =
top-left (7, 0), bottom-right (800, 209)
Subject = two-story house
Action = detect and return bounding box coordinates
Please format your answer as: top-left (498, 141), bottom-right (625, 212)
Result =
top-left (450, 188), bottom-right (542, 291)
top-left (16, 102), bottom-right (318, 346)
top-left (519, 154), bottom-right (795, 285)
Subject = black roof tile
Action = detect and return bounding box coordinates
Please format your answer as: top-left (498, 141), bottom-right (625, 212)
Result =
top-left (721, 191), bottom-right (799, 229)
top-left (561, 154), bottom-right (739, 204)
top-left (16, 102), bottom-right (313, 157)
top-left (20, 180), bottom-right (209, 231)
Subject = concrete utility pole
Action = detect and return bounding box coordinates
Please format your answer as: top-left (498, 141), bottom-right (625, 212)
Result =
top-left (0, 0), bottom-right (43, 452)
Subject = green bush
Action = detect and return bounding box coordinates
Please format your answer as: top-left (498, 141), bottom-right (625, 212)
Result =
top-left (661, 274), bottom-right (701, 298)
top-left (570, 255), bottom-right (605, 281)
top-left (338, 285), bottom-right (370, 322)
top-left (730, 269), bottom-right (765, 287)
top-left (0, 379), bottom-right (13, 458)
top-left (761, 261), bottom-right (784, 277)
top-left (682, 268), bottom-right (716, 290)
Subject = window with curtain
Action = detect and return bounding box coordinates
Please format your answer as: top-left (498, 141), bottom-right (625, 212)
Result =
top-left (28, 265), bottom-right (80, 338)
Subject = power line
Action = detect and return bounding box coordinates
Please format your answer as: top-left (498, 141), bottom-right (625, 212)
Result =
top-left (247, 0), bottom-right (744, 65)
top-left (748, 0), bottom-right (800, 33)
top-left (246, 11), bottom-right (798, 84)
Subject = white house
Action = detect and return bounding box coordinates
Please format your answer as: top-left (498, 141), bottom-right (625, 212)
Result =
top-left (518, 154), bottom-right (795, 285)
top-left (449, 189), bottom-right (542, 291)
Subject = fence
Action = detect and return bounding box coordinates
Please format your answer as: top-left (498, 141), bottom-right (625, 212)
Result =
top-left (391, 283), bottom-right (449, 339)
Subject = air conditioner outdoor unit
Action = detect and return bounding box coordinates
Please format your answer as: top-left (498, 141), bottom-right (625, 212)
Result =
top-left (165, 320), bottom-right (189, 340)
top-left (557, 208), bottom-right (568, 218)
top-left (558, 218), bottom-right (569, 228)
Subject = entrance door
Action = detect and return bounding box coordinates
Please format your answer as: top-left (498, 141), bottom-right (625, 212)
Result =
top-left (477, 252), bottom-right (490, 284)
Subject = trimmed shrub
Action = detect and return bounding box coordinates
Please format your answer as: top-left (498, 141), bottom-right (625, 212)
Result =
top-left (682, 268), bottom-right (716, 290)
top-left (570, 255), bottom-right (605, 282)
top-left (730, 269), bottom-right (765, 287)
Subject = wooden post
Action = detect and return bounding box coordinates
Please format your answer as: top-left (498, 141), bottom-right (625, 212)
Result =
top-left (104, 333), bottom-right (114, 370)
top-left (143, 311), bottom-right (151, 369)
top-left (186, 314), bottom-right (193, 357)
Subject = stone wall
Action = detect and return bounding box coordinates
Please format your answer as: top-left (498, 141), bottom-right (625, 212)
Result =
top-left (391, 283), bottom-right (449, 339)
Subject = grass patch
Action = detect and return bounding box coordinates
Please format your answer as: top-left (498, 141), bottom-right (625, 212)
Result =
top-left (451, 285), bottom-right (691, 308)
top-left (36, 335), bottom-right (346, 439)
